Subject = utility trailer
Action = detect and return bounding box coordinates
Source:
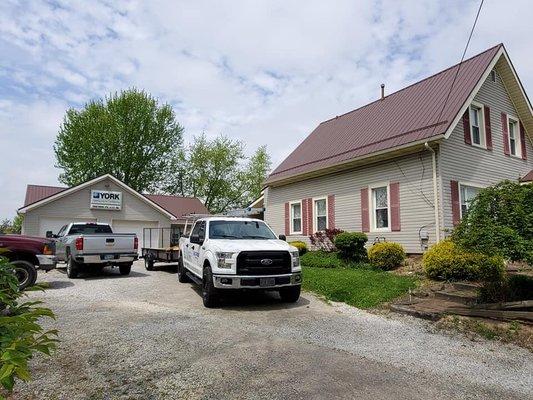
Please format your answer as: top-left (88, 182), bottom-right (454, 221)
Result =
top-left (141, 227), bottom-right (181, 271)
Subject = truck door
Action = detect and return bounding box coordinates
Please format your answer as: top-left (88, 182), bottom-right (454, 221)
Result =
top-left (189, 221), bottom-right (206, 277)
top-left (184, 222), bottom-right (200, 273)
top-left (54, 224), bottom-right (68, 261)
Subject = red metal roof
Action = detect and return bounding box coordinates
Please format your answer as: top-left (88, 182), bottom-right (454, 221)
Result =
top-left (520, 170), bottom-right (533, 182)
top-left (267, 44), bottom-right (503, 184)
top-left (23, 185), bottom-right (208, 219)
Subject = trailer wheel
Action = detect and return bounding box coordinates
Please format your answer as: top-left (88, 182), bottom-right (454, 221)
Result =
top-left (11, 260), bottom-right (38, 290)
top-left (177, 254), bottom-right (190, 283)
top-left (144, 257), bottom-right (154, 271)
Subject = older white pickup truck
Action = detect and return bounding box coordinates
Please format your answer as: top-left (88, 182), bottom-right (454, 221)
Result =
top-left (178, 217), bottom-right (302, 308)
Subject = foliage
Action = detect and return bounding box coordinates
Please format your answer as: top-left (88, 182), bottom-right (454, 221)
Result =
top-left (288, 241), bottom-right (307, 255)
top-left (302, 266), bottom-right (417, 309)
top-left (368, 242), bottom-right (406, 271)
top-left (452, 181), bottom-right (533, 264)
top-left (300, 251), bottom-right (345, 269)
top-left (161, 135), bottom-right (271, 213)
top-left (54, 88), bottom-right (184, 192)
top-left (0, 215), bottom-right (23, 234)
top-left (309, 228), bottom-right (344, 252)
top-left (334, 232), bottom-right (368, 262)
top-left (423, 240), bottom-right (505, 281)
top-left (0, 258), bottom-right (57, 396)
top-left (479, 274), bottom-right (533, 303)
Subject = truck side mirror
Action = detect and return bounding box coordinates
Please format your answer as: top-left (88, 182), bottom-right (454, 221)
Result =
top-left (278, 234), bottom-right (286, 241)
top-left (46, 231), bottom-right (53, 238)
top-left (190, 234), bottom-right (200, 244)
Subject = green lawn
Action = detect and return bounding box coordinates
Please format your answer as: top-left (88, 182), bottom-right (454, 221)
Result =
top-left (302, 266), bottom-right (417, 309)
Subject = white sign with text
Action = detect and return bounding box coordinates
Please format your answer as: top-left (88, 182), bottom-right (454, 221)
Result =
top-left (90, 190), bottom-right (122, 210)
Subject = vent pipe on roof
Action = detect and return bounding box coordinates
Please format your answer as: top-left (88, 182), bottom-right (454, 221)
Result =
top-left (380, 83), bottom-right (385, 100)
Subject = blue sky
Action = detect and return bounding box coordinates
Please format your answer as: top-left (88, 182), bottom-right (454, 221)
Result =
top-left (1, 0), bottom-right (532, 219)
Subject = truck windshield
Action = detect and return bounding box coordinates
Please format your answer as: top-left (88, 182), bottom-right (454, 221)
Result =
top-left (209, 220), bottom-right (277, 240)
top-left (69, 224), bottom-right (113, 235)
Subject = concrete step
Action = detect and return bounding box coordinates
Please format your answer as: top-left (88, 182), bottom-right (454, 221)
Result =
top-left (434, 289), bottom-right (478, 304)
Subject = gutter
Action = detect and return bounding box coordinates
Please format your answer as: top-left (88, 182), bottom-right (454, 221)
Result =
top-left (424, 142), bottom-right (441, 242)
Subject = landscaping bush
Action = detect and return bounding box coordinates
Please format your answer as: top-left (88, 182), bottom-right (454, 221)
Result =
top-left (0, 257), bottom-right (58, 395)
top-left (309, 228), bottom-right (344, 252)
top-left (452, 180), bottom-right (533, 264)
top-left (368, 242), bottom-right (406, 270)
top-left (300, 251), bottom-right (345, 268)
top-left (423, 240), bottom-right (505, 281)
top-left (288, 241), bottom-right (308, 255)
top-left (479, 273), bottom-right (533, 303)
top-left (334, 232), bottom-right (368, 261)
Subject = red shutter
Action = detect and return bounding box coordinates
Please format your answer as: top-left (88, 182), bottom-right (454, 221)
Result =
top-left (484, 105), bottom-right (492, 150)
top-left (463, 110), bottom-right (471, 145)
top-left (284, 202), bottom-right (290, 235)
top-left (450, 180), bottom-right (460, 226)
top-left (502, 113), bottom-right (510, 155)
top-left (520, 121), bottom-right (528, 160)
top-left (301, 199), bottom-right (308, 235)
top-left (361, 188), bottom-right (370, 232)
top-left (307, 198), bottom-right (314, 235)
top-left (390, 182), bottom-right (401, 232)
top-left (327, 194), bottom-right (335, 229)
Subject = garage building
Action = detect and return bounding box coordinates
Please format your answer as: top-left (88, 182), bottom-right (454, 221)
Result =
top-left (18, 174), bottom-right (208, 251)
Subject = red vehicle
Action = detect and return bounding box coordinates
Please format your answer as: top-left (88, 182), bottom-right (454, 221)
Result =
top-left (0, 234), bottom-right (57, 289)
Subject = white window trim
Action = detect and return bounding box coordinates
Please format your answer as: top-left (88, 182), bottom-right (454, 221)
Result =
top-left (369, 182), bottom-right (391, 233)
top-left (458, 181), bottom-right (484, 219)
top-left (469, 101), bottom-right (486, 149)
top-left (289, 200), bottom-right (302, 235)
top-left (506, 114), bottom-right (522, 159)
top-left (312, 196), bottom-right (328, 233)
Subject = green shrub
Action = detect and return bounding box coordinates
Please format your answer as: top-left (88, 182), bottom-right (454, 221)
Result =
top-left (368, 242), bottom-right (406, 270)
top-left (300, 251), bottom-right (345, 268)
top-left (289, 241), bottom-right (308, 255)
top-left (309, 228), bottom-right (344, 252)
top-left (0, 257), bottom-right (58, 394)
top-left (479, 274), bottom-right (533, 303)
top-left (423, 240), bottom-right (505, 281)
top-left (334, 232), bottom-right (368, 261)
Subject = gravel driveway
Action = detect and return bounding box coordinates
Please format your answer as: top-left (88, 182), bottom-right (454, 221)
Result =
top-left (12, 261), bottom-right (533, 400)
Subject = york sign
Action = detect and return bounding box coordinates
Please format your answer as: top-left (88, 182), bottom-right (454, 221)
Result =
top-left (90, 190), bottom-right (122, 210)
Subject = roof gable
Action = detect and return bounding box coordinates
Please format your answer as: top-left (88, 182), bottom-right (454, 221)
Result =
top-left (267, 44), bottom-right (504, 185)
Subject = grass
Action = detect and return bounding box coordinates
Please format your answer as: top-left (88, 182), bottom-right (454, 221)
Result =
top-left (302, 266), bottom-right (418, 309)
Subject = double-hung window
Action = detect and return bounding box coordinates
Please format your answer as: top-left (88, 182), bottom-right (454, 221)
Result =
top-left (508, 116), bottom-right (521, 158)
top-left (290, 201), bottom-right (302, 234)
top-left (459, 184), bottom-right (481, 218)
top-left (469, 103), bottom-right (484, 147)
top-left (314, 198), bottom-right (327, 232)
top-left (371, 185), bottom-right (389, 230)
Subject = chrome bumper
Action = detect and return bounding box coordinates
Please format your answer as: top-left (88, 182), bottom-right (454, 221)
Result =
top-left (36, 254), bottom-right (57, 271)
top-left (212, 272), bottom-right (302, 289)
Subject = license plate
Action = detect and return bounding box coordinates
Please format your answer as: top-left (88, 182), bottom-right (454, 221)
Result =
top-left (103, 254), bottom-right (115, 260)
top-left (259, 277), bottom-right (276, 287)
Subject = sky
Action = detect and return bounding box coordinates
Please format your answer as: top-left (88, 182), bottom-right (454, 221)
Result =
top-left (1, 0), bottom-right (532, 220)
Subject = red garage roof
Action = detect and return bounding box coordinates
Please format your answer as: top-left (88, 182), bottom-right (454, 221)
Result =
top-left (267, 44), bottom-right (503, 184)
top-left (23, 184), bottom-right (208, 219)
top-left (520, 170), bottom-right (533, 183)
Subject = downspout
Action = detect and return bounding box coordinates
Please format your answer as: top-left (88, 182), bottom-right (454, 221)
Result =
top-left (424, 142), bottom-right (441, 242)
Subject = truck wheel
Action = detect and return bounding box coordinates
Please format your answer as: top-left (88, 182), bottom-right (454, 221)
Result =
top-left (66, 256), bottom-right (80, 279)
top-left (279, 285), bottom-right (301, 303)
top-left (144, 258), bottom-right (154, 271)
top-left (119, 264), bottom-right (132, 275)
top-left (11, 260), bottom-right (38, 290)
top-left (202, 266), bottom-right (219, 308)
top-left (177, 255), bottom-right (190, 283)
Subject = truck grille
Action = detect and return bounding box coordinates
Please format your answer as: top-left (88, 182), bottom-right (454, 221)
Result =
top-left (236, 251), bottom-right (291, 276)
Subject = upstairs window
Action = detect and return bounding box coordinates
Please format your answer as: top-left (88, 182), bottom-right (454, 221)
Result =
top-left (314, 198), bottom-right (327, 232)
top-left (371, 185), bottom-right (389, 230)
top-left (469, 103), bottom-right (485, 147)
top-left (290, 201), bottom-right (302, 234)
top-left (460, 184), bottom-right (481, 218)
top-left (508, 117), bottom-right (522, 158)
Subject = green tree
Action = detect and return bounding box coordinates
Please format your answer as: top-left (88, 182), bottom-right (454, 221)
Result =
top-left (54, 88), bottom-right (184, 192)
top-left (10, 215), bottom-right (23, 234)
top-left (163, 135), bottom-right (270, 213)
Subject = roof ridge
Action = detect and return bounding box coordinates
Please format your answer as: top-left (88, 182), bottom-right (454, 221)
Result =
top-left (145, 194), bottom-right (199, 199)
top-left (320, 43), bottom-right (503, 125)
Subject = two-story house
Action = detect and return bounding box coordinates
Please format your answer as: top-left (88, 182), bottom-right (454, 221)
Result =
top-left (264, 44), bottom-right (533, 254)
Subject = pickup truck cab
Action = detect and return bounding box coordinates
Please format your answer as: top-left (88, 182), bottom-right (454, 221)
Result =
top-left (178, 217), bottom-right (302, 308)
top-left (52, 222), bottom-right (138, 278)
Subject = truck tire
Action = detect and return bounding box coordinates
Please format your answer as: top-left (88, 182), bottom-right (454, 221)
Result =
top-left (144, 257), bottom-right (154, 271)
top-left (279, 285), bottom-right (301, 303)
top-left (202, 265), bottom-right (220, 308)
top-left (177, 255), bottom-right (190, 283)
top-left (119, 264), bottom-right (132, 275)
top-left (11, 260), bottom-right (38, 290)
top-left (66, 256), bottom-right (80, 279)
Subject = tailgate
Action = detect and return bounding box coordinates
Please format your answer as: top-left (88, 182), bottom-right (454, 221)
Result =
top-left (81, 234), bottom-right (136, 254)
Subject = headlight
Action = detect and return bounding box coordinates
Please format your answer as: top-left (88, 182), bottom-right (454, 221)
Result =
top-left (216, 252), bottom-right (235, 269)
top-left (290, 250), bottom-right (300, 267)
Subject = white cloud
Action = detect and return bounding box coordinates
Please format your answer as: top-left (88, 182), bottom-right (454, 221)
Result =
top-left (0, 0), bottom-right (532, 219)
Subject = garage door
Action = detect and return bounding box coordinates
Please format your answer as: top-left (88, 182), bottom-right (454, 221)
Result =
top-left (112, 220), bottom-right (159, 254)
top-left (39, 217), bottom-right (96, 238)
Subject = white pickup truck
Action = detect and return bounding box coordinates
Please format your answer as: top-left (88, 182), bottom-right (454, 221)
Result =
top-left (52, 222), bottom-right (138, 278)
top-left (178, 217), bottom-right (302, 307)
